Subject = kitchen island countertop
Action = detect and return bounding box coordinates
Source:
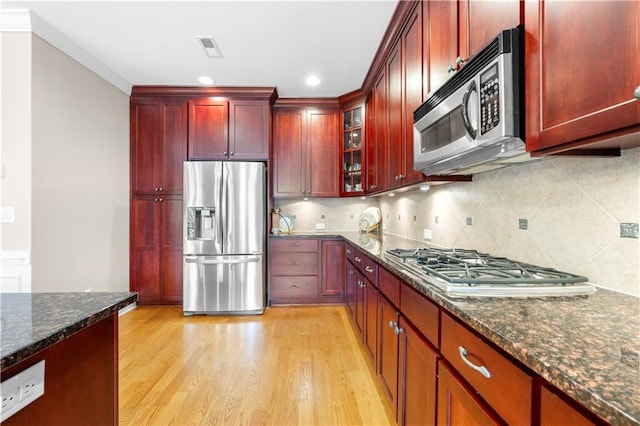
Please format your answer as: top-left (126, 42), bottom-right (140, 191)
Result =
top-left (271, 231), bottom-right (640, 425)
top-left (0, 292), bottom-right (137, 371)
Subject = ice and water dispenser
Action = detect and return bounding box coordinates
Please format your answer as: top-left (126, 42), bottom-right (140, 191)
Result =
top-left (186, 207), bottom-right (217, 240)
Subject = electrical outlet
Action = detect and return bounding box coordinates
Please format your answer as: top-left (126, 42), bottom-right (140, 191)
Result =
top-left (0, 360), bottom-right (45, 422)
top-left (423, 229), bottom-right (432, 241)
top-left (315, 222), bottom-right (326, 230)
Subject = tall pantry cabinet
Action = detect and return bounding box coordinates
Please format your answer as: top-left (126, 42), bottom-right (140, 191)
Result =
top-left (130, 87), bottom-right (276, 305)
top-left (130, 97), bottom-right (186, 305)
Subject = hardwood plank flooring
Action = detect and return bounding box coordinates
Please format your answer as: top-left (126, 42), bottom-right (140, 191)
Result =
top-left (119, 305), bottom-right (395, 425)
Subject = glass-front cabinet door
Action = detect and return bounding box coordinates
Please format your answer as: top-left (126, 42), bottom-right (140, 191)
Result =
top-left (341, 105), bottom-right (364, 196)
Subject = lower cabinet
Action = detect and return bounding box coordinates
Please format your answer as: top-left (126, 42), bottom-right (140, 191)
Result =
top-left (268, 237), bottom-right (344, 304)
top-left (130, 195), bottom-right (183, 305)
top-left (398, 317), bottom-right (439, 426)
top-left (437, 361), bottom-right (502, 426)
top-left (378, 294), bottom-right (400, 418)
top-left (540, 384), bottom-right (598, 425)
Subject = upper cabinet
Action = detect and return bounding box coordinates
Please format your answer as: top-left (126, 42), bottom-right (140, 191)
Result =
top-left (130, 97), bottom-right (187, 195)
top-left (525, 0), bottom-right (640, 155)
top-left (188, 98), bottom-right (271, 160)
top-left (341, 104), bottom-right (365, 196)
top-left (272, 102), bottom-right (339, 198)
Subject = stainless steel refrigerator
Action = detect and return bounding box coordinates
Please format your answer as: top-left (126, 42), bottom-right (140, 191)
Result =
top-left (183, 161), bottom-right (266, 315)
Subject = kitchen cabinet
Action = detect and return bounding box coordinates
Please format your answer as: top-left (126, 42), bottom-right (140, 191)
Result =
top-left (345, 253), bottom-right (357, 315)
top-left (424, 0), bottom-right (521, 95)
top-left (188, 98), bottom-right (270, 160)
top-left (398, 317), bottom-right (438, 426)
top-left (366, 72), bottom-right (387, 193)
top-left (130, 195), bottom-right (183, 305)
top-left (341, 104), bottom-right (365, 195)
top-left (378, 294), bottom-right (400, 419)
top-left (130, 98), bottom-right (187, 195)
top-left (540, 384), bottom-right (598, 425)
top-left (525, 0), bottom-right (640, 155)
top-left (437, 361), bottom-right (502, 425)
top-left (268, 237), bottom-right (343, 304)
top-left (272, 105), bottom-right (339, 197)
top-left (320, 239), bottom-right (344, 299)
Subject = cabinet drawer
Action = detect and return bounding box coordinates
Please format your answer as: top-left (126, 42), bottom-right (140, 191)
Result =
top-left (345, 244), bottom-right (356, 263)
top-left (269, 238), bottom-right (318, 252)
top-left (378, 267), bottom-right (400, 307)
top-left (352, 248), bottom-right (366, 271)
top-left (400, 283), bottom-right (439, 348)
top-left (270, 276), bottom-right (318, 298)
top-left (362, 256), bottom-right (378, 286)
top-left (269, 252), bottom-right (318, 275)
top-left (441, 312), bottom-right (534, 425)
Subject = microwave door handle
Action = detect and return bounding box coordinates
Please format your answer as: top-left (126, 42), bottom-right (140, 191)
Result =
top-left (461, 80), bottom-right (478, 139)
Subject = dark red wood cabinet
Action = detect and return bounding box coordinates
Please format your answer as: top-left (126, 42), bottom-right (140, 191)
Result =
top-left (525, 0), bottom-right (640, 154)
top-left (272, 104), bottom-right (339, 198)
top-left (131, 98), bottom-right (187, 195)
top-left (188, 98), bottom-right (271, 160)
top-left (378, 294), bottom-right (400, 419)
top-left (130, 196), bottom-right (183, 305)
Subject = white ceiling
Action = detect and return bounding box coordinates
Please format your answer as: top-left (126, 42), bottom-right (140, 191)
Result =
top-left (1, 1), bottom-right (399, 97)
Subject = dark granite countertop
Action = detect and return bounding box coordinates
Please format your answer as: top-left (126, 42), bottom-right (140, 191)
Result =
top-left (272, 231), bottom-right (640, 425)
top-left (0, 292), bottom-right (137, 371)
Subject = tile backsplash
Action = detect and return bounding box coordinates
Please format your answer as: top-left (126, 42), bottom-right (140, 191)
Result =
top-left (276, 147), bottom-right (640, 296)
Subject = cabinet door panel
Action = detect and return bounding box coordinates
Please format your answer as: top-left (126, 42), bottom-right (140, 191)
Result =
top-left (402, 6), bottom-right (426, 186)
top-left (387, 43), bottom-right (403, 189)
top-left (269, 252), bottom-right (318, 276)
top-left (321, 240), bottom-right (344, 297)
top-left (355, 269), bottom-right (365, 337)
top-left (307, 110), bottom-right (339, 197)
top-left (131, 101), bottom-right (158, 194)
top-left (425, 0), bottom-right (458, 94)
top-left (525, 0), bottom-right (640, 152)
top-left (346, 260), bottom-right (357, 316)
top-left (273, 109), bottom-right (305, 197)
top-left (229, 99), bottom-right (269, 160)
top-left (540, 384), bottom-right (596, 425)
top-left (371, 72), bottom-right (387, 193)
top-left (161, 101), bottom-right (188, 193)
top-left (378, 295), bottom-right (399, 418)
top-left (437, 362), bottom-right (501, 426)
top-left (461, 0), bottom-right (522, 59)
top-left (364, 283), bottom-right (378, 362)
top-left (399, 317), bottom-right (438, 426)
top-left (160, 197), bottom-right (183, 302)
top-left (188, 99), bottom-right (229, 160)
top-left (131, 197), bottom-right (160, 302)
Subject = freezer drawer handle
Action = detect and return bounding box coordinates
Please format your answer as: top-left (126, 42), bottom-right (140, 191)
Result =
top-left (458, 346), bottom-right (492, 378)
top-left (184, 256), bottom-right (260, 265)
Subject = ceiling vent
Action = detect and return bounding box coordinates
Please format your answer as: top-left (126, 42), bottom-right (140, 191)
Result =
top-left (196, 36), bottom-right (223, 58)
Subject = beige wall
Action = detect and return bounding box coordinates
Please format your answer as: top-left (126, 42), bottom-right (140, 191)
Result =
top-left (1, 32), bottom-right (32, 252)
top-left (277, 149), bottom-right (640, 296)
top-left (30, 35), bottom-right (129, 292)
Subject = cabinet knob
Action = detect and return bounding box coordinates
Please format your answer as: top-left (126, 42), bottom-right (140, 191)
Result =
top-left (455, 56), bottom-right (467, 66)
top-left (394, 326), bottom-right (403, 335)
top-left (154, 187), bottom-right (160, 192)
top-left (447, 65), bottom-right (456, 74)
top-left (388, 320), bottom-right (397, 329)
top-left (230, 151), bottom-right (235, 156)
top-left (154, 198), bottom-right (163, 202)
top-left (223, 151), bottom-right (228, 156)
top-left (348, 270), bottom-right (354, 275)
top-left (634, 85), bottom-right (640, 100)
top-left (158, 187), bottom-right (164, 192)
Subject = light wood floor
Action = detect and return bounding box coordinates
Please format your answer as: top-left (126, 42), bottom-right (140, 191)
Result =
top-left (118, 305), bottom-right (395, 426)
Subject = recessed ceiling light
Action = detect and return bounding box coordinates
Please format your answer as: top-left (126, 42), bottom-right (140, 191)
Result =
top-left (198, 76), bottom-right (214, 85)
top-left (305, 75), bottom-right (321, 86)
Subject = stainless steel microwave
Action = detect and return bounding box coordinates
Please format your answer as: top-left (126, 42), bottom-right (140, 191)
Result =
top-left (413, 27), bottom-right (524, 175)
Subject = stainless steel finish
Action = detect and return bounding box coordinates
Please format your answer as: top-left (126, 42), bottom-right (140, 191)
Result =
top-left (183, 255), bottom-right (264, 315)
top-left (183, 161), bottom-right (266, 315)
top-left (459, 346), bottom-right (492, 378)
top-left (634, 85), bottom-right (640, 100)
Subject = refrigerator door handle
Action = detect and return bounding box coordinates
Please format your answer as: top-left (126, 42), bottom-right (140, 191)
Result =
top-left (184, 256), bottom-right (261, 265)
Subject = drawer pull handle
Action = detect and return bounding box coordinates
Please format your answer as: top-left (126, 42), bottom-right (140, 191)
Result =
top-left (355, 256), bottom-right (361, 263)
top-left (458, 346), bottom-right (492, 379)
top-left (290, 284), bottom-right (299, 289)
top-left (346, 248), bottom-right (352, 254)
top-left (288, 261), bottom-right (300, 266)
top-left (287, 243), bottom-right (300, 247)
top-left (364, 266), bottom-right (374, 273)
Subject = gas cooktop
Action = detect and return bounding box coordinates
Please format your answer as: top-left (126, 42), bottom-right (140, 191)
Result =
top-left (385, 247), bottom-right (597, 298)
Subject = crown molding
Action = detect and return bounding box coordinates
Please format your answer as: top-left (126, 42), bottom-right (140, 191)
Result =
top-left (0, 9), bottom-right (32, 32)
top-left (1, 9), bottom-right (132, 95)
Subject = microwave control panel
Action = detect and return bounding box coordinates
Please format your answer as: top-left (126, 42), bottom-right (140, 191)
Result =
top-left (480, 64), bottom-right (500, 134)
